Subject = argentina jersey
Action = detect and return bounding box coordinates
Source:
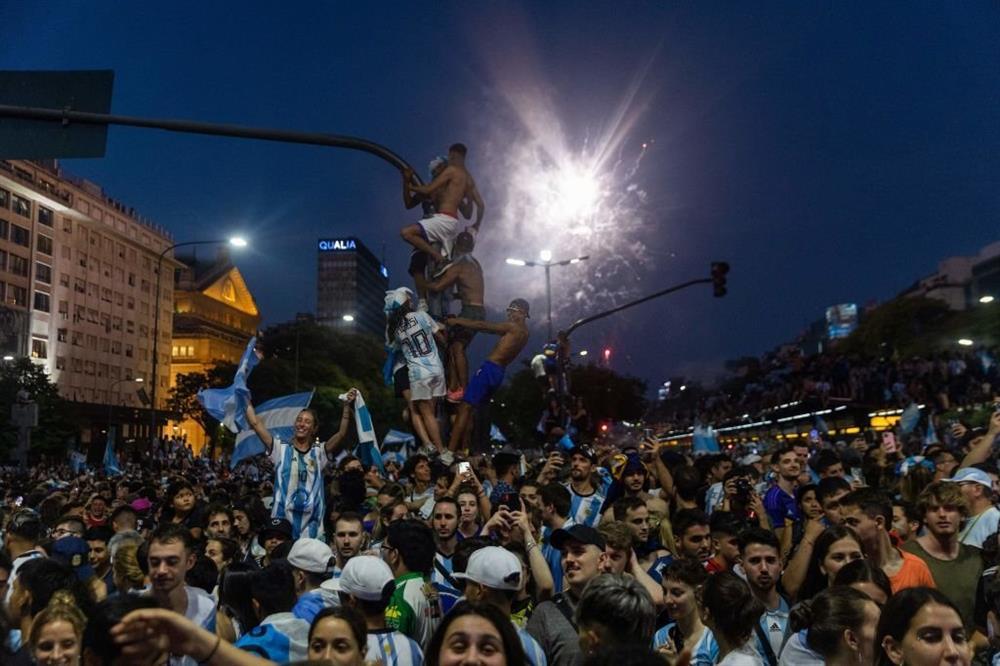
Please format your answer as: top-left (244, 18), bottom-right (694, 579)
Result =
top-left (653, 624), bottom-right (719, 666)
top-left (366, 629), bottom-right (424, 666)
top-left (430, 552), bottom-right (456, 588)
top-left (566, 485), bottom-right (607, 527)
top-left (270, 437), bottom-right (328, 539)
top-left (395, 311), bottom-right (444, 382)
top-left (541, 520), bottom-right (575, 592)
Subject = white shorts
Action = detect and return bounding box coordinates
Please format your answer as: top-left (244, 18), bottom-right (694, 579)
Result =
top-left (410, 374), bottom-right (446, 401)
top-left (418, 213), bottom-right (459, 259)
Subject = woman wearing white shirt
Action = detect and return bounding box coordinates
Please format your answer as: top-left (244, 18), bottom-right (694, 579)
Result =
top-left (701, 571), bottom-right (765, 665)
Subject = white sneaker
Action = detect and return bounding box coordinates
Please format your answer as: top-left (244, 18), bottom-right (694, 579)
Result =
top-left (438, 450), bottom-right (454, 466)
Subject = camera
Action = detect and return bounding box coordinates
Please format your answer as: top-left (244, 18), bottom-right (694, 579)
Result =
top-left (734, 478), bottom-right (752, 502)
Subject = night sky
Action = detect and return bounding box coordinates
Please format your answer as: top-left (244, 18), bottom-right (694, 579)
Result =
top-left (5, 2), bottom-right (998, 390)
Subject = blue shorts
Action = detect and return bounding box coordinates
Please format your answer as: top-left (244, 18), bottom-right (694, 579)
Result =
top-left (464, 360), bottom-right (505, 406)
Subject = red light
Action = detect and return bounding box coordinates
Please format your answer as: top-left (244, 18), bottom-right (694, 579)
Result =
top-left (603, 348), bottom-right (611, 359)
top-left (601, 424), bottom-right (609, 432)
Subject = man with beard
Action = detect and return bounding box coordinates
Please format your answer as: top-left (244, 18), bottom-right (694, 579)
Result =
top-left (565, 446), bottom-right (608, 528)
top-left (430, 497), bottom-right (460, 590)
top-left (527, 525), bottom-right (607, 666)
top-left (146, 523), bottom-right (216, 665)
top-left (763, 447), bottom-right (801, 539)
top-left (538, 483), bottom-right (575, 593)
top-left (672, 509), bottom-right (713, 565)
top-left (331, 513), bottom-right (368, 578)
top-left (612, 496), bottom-right (671, 582)
top-left (903, 480), bottom-right (982, 628)
top-left (739, 528), bottom-right (789, 666)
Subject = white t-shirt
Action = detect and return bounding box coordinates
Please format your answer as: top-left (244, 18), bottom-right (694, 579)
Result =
top-left (960, 506), bottom-right (1000, 549)
top-left (719, 642), bottom-right (765, 666)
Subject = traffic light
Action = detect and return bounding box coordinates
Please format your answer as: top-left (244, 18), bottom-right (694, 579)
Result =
top-left (711, 262), bottom-right (730, 297)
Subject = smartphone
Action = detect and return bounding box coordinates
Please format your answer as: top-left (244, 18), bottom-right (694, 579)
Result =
top-left (458, 461), bottom-right (472, 476)
top-left (643, 428), bottom-right (653, 440)
top-left (809, 429), bottom-right (819, 444)
top-left (881, 431), bottom-right (897, 454)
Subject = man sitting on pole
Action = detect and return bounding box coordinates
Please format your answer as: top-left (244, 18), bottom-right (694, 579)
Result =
top-left (444, 299), bottom-right (530, 454)
top-left (400, 143), bottom-right (485, 298)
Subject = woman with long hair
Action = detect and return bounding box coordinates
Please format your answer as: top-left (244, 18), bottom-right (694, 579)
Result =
top-left (215, 563), bottom-right (258, 643)
top-left (425, 600), bottom-right (526, 666)
top-left (779, 587), bottom-right (880, 666)
top-left (796, 525), bottom-right (864, 601)
top-left (876, 587), bottom-right (970, 666)
top-left (111, 544), bottom-right (146, 595)
top-left (700, 572), bottom-right (764, 665)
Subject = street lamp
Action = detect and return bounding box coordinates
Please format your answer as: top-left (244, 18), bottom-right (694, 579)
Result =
top-left (342, 314), bottom-right (355, 322)
top-left (107, 377), bottom-right (143, 444)
top-left (579, 350), bottom-right (588, 357)
top-left (957, 338), bottom-right (974, 347)
top-left (981, 295), bottom-right (995, 304)
top-left (505, 252), bottom-right (590, 339)
top-left (2, 355), bottom-right (13, 361)
top-left (150, 236), bottom-right (247, 442)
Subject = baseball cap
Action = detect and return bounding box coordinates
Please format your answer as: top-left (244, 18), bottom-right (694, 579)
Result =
top-left (384, 287), bottom-right (413, 313)
top-left (259, 518), bottom-right (293, 542)
top-left (945, 467), bottom-right (993, 489)
top-left (321, 555), bottom-right (395, 601)
top-left (453, 546), bottom-right (523, 591)
top-left (507, 298), bottom-right (530, 317)
top-left (568, 445), bottom-right (597, 464)
top-left (287, 538), bottom-right (334, 574)
top-left (50, 536), bottom-right (95, 581)
top-left (739, 454), bottom-right (762, 466)
top-left (550, 524), bottom-right (606, 551)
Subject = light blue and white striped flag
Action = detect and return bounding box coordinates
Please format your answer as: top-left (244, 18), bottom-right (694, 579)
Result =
top-left (230, 391), bottom-right (314, 469)
top-left (692, 423), bottom-right (720, 453)
top-left (104, 427), bottom-right (122, 476)
top-left (198, 337), bottom-right (259, 433)
top-left (340, 388), bottom-right (384, 475)
top-left (490, 424), bottom-right (507, 442)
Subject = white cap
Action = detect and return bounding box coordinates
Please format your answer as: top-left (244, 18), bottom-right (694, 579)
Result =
top-left (287, 538), bottom-right (334, 574)
top-left (453, 546), bottom-right (522, 591)
top-left (321, 555), bottom-right (395, 601)
top-left (384, 287), bottom-right (413, 313)
top-left (740, 454), bottom-right (762, 465)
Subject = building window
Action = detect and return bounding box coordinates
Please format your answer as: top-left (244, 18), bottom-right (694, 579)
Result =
top-left (63, 218), bottom-right (72, 233)
top-left (10, 285), bottom-right (27, 307)
top-left (35, 263), bottom-right (52, 284)
top-left (11, 225), bottom-right (29, 247)
top-left (12, 194), bottom-right (30, 218)
top-left (111, 340), bottom-right (121, 354)
top-left (128, 272), bottom-right (135, 286)
top-left (126, 320), bottom-right (135, 334)
top-left (37, 234), bottom-right (53, 255)
top-left (0, 250), bottom-right (6, 271)
top-left (78, 251), bottom-right (87, 268)
top-left (31, 338), bottom-right (47, 359)
top-left (0, 219), bottom-right (7, 240)
top-left (0, 187), bottom-right (8, 209)
top-left (125, 344), bottom-right (133, 358)
top-left (9, 254), bottom-right (29, 277)
top-left (59, 273), bottom-right (69, 287)
top-left (73, 278), bottom-right (85, 294)
top-left (33, 292), bottom-right (50, 312)
top-left (126, 296), bottom-right (134, 310)
top-left (58, 300), bottom-right (68, 319)
top-left (38, 206), bottom-right (53, 226)
top-left (57, 328), bottom-right (67, 342)
top-left (0, 281), bottom-right (5, 302)
top-left (55, 356), bottom-right (66, 370)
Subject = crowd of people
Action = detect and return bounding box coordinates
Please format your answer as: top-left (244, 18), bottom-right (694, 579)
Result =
top-left (2, 393), bottom-right (1000, 665)
top-left (4, 144), bottom-right (1000, 665)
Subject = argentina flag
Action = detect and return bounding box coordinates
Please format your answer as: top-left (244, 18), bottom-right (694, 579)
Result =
top-left (104, 427), bottom-right (122, 476)
top-left (230, 391), bottom-right (314, 469)
top-left (198, 337), bottom-right (260, 433)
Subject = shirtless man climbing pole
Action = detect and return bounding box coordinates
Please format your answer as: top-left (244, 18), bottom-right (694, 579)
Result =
top-left (444, 298), bottom-right (530, 453)
top-left (400, 143), bottom-right (485, 274)
top-left (426, 230), bottom-right (484, 403)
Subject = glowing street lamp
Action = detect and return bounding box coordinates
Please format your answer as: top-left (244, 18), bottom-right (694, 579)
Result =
top-left (505, 253), bottom-right (590, 339)
top-left (579, 350), bottom-right (589, 357)
top-left (2, 355), bottom-right (13, 361)
top-left (957, 338), bottom-right (974, 347)
top-left (342, 314), bottom-right (355, 322)
top-left (980, 295), bottom-right (995, 304)
top-left (151, 236), bottom-right (249, 440)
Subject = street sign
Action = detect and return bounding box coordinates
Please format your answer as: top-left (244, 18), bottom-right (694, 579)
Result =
top-left (0, 70), bottom-right (113, 158)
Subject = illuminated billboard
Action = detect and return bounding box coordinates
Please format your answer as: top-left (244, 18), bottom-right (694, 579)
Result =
top-left (826, 303), bottom-right (858, 339)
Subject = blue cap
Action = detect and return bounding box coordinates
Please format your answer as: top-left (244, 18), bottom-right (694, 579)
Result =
top-left (50, 536), bottom-right (95, 581)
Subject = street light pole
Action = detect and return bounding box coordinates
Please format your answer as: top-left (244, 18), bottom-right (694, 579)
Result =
top-left (149, 237), bottom-right (247, 444)
top-left (506, 253), bottom-right (589, 341)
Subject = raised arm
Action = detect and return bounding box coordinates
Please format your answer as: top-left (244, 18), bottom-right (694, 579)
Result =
top-left (960, 412), bottom-right (1000, 469)
top-left (469, 179), bottom-right (485, 229)
top-left (244, 402), bottom-right (274, 452)
top-left (325, 389), bottom-right (357, 457)
top-left (448, 317), bottom-right (513, 336)
top-left (425, 266), bottom-right (462, 294)
top-left (410, 167), bottom-right (452, 197)
top-left (402, 168), bottom-right (422, 210)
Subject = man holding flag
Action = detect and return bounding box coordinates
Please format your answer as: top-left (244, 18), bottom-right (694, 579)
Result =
top-left (244, 376), bottom-right (358, 540)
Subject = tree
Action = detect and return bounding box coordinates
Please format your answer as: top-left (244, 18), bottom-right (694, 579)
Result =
top-left (166, 361), bottom-right (237, 454)
top-left (0, 358), bottom-right (77, 460)
top-left (492, 362), bottom-right (648, 444)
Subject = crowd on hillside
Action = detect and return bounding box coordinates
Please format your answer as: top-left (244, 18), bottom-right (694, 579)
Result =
top-left (657, 346), bottom-right (1000, 432)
